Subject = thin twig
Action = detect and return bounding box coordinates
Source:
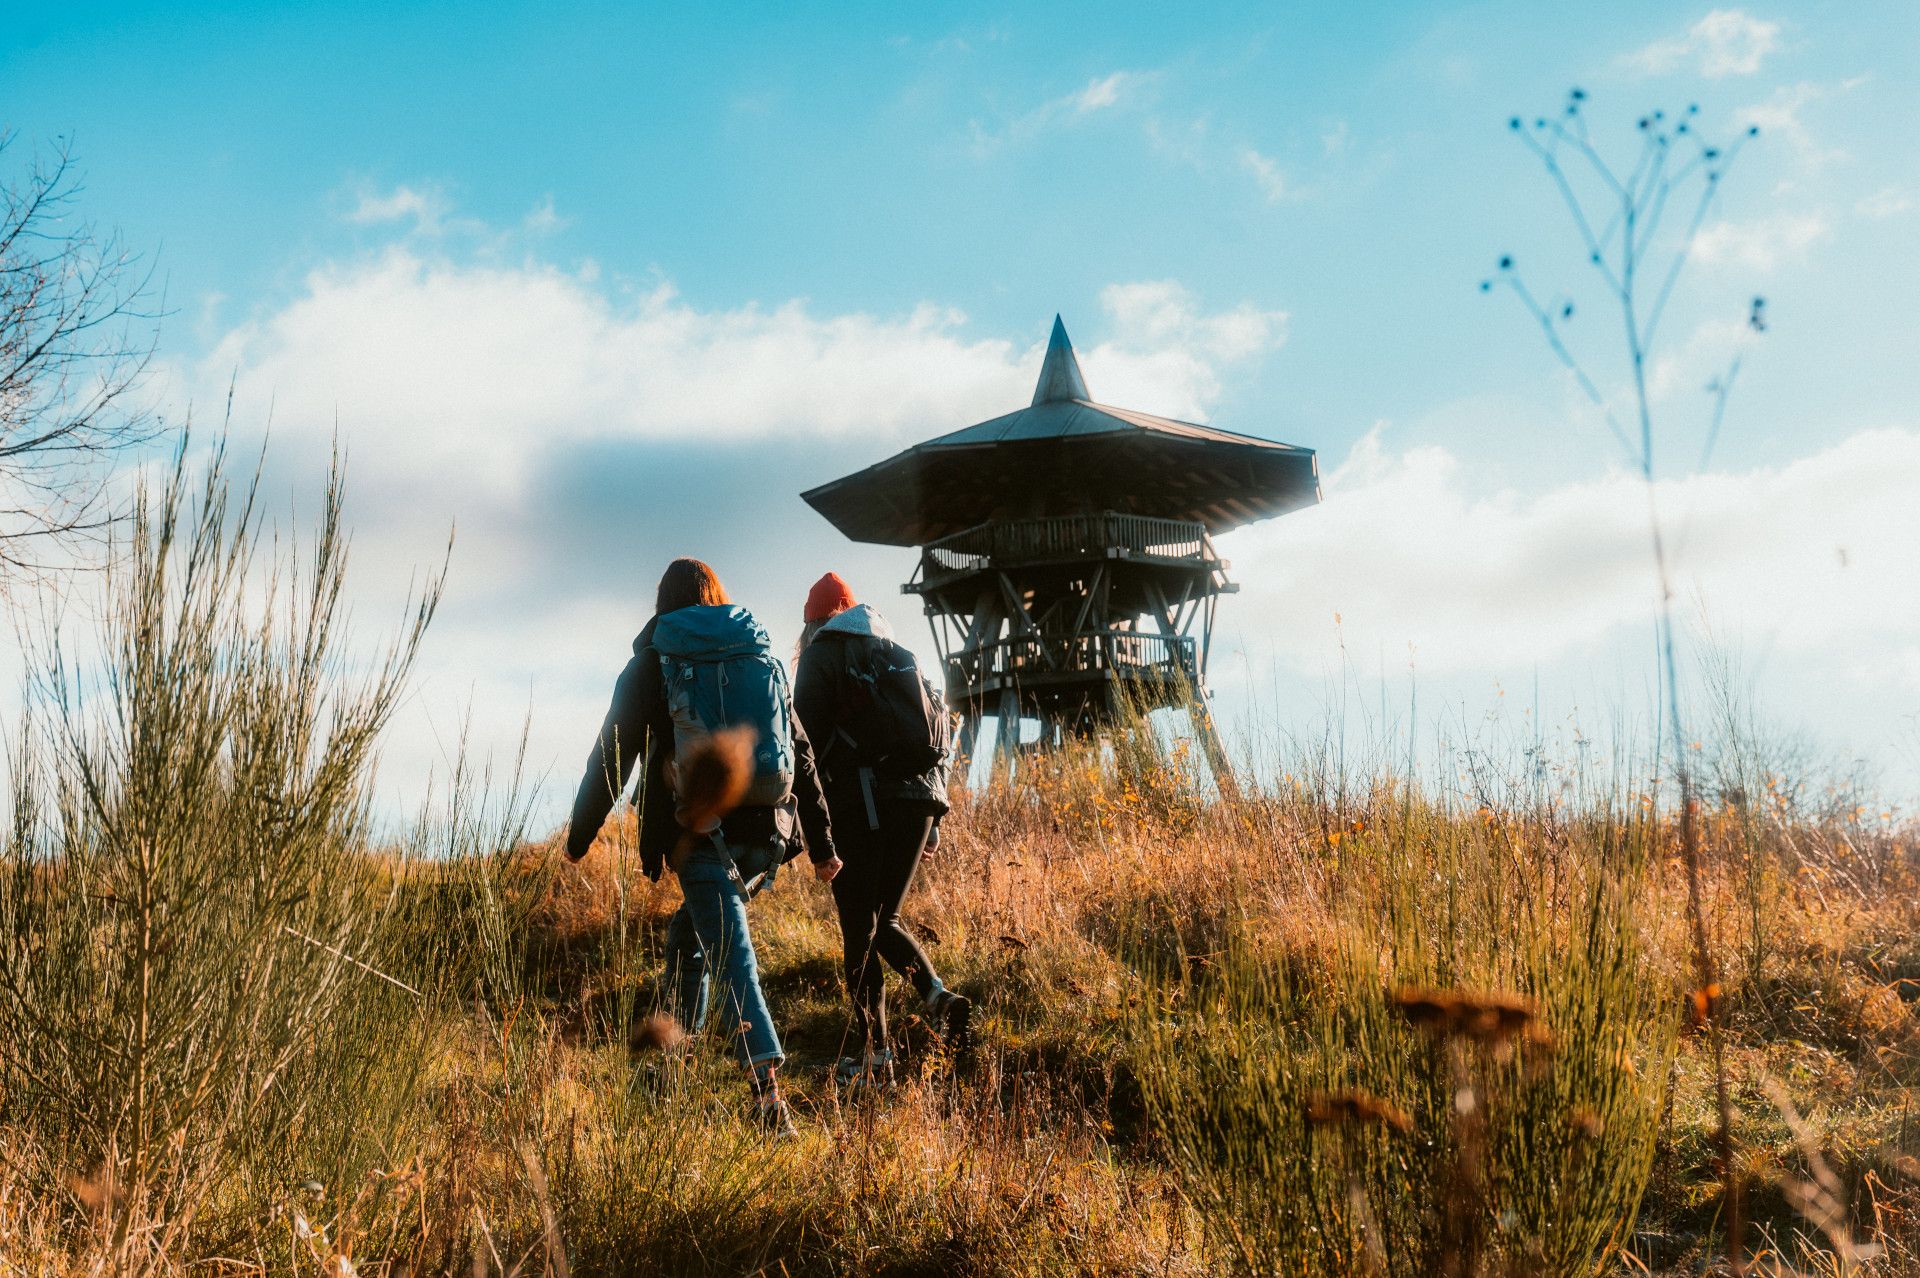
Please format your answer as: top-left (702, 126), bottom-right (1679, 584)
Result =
top-left (280, 925), bottom-right (423, 1000)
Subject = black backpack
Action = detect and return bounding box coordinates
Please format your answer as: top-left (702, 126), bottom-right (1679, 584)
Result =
top-left (839, 637), bottom-right (950, 778)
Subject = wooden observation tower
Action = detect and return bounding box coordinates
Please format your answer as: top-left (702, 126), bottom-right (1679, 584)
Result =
top-left (801, 317), bottom-right (1319, 781)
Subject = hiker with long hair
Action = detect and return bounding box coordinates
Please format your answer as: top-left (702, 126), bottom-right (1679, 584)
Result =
top-left (793, 572), bottom-right (969, 1086)
top-left (567, 557), bottom-right (840, 1134)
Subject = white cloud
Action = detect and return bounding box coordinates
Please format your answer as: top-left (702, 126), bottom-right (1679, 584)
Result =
top-left (155, 213), bottom-right (1919, 811)
top-left (969, 70), bottom-right (1155, 153)
top-left (1691, 211), bottom-right (1829, 270)
top-left (1738, 80), bottom-right (1856, 166)
top-left (892, 23), bottom-right (1009, 54)
top-left (175, 237), bottom-right (1286, 817)
top-left (345, 184), bottom-right (448, 233)
top-left (1857, 188), bottom-right (1915, 220)
top-left (1227, 426), bottom-right (1920, 683)
top-left (1239, 148), bottom-right (1289, 203)
top-left (1143, 114), bottom-right (1212, 171)
top-left (1629, 9), bottom-right (1783, 78)
top-left (200, 254), bottom-right (998, 490)
top-left (522, 195), bottom-right (568, 236)
top-left (1071, 72), bottom-right (1138, 114)
top-left (193, 253), bottom-right (1274, 486)
top-left (1646, 317), bottom-right (1759, 404)
top-left (1692, 9), bottom-right (1784, 75)
top-left (1091, 281), bottom-right (1284, 413)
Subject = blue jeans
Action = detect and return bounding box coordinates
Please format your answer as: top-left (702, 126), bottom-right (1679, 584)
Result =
top-left (665, 844), bottom-right (783, 1070)
top-left (663, 906), bottom-right (708, 1035)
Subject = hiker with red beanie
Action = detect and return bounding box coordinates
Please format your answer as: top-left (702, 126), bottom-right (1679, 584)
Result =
top-left (793, 572), bottom-right (968, 1086)
top-left (566, 557), bottom-right (841, 1135)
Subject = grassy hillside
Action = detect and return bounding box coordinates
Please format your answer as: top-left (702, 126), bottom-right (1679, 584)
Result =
top-left (2, 455), bottom-right (1915, 1276)
top-left (4, 739), bottom-right (1916, 1275)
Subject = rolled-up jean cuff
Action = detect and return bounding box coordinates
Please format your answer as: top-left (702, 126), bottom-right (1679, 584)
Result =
top-left (748, 1049), bottom-right (785, 1068)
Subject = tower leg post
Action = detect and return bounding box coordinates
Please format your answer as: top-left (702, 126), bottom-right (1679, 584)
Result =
top-left (994, 689), bottom-right (1022, 782)
top-left (1189, 699), bottom-right (1238, 800)
top-left (956, 712), bottom-right (983, 778)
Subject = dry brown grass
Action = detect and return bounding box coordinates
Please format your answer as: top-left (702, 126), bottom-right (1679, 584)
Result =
top-left (2, 743), bottom-right (1916, 1276)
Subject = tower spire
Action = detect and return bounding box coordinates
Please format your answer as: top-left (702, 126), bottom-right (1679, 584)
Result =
top-left (1031, 314), bottom-right (1091, 405)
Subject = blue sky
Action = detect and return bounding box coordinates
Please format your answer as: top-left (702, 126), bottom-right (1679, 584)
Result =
top-left (6, 1), bottom-right (1918, 810)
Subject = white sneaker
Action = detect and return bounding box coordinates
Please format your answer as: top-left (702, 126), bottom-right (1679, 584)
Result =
top-left (834, 1048), bottom-right (895, 1088)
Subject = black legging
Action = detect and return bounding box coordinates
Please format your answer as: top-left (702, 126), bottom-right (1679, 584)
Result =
top-left (830, 799), bottom-right (938, 1050)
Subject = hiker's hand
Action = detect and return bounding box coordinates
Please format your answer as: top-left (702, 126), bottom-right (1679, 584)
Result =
top-left (923, 824), bottom-right (941, 856)
top-left (814, 855), bottom-right (842, 883)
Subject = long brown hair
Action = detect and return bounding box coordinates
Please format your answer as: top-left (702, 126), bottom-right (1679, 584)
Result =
top-left (793, 617), bottom-right (827, 668)
top-left (655, 558), bottom-right (731, 616)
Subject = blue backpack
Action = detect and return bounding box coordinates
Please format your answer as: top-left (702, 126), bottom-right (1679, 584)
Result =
top-left (651, 605), bottom-right (797, 816)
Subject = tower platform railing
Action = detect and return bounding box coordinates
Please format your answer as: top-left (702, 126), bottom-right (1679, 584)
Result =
top-left (945, 631), bottom-right (1199, 699)
top-left (910, 512), bottom-right (1222, 591)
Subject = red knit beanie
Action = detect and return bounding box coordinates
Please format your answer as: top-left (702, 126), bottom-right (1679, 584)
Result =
top-left (804, 572), bottom-right (856, 623)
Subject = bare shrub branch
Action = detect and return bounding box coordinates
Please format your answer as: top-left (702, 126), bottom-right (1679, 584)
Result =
top-left (0, 134), bottom-right (165, 588)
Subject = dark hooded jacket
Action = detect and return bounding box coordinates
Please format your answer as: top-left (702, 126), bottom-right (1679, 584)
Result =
top-left (793, 604), bottom-right (952, 824)
top-left (565, 611), bottom-right (835, 879)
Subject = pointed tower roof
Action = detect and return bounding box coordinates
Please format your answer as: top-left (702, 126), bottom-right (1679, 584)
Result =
top-left (800, 313), bottom-right (1320, 546)
top-left (1031, 315), bottom-right (1091, 405)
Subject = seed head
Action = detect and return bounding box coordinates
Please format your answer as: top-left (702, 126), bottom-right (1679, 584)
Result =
top-left (1305, 1089), bottom-right (1413, 1134)
top-left (67, 1166), bottom-right (123, 1222)
top-left (1390, 986), bottom-right (1461, 1031)
top-left (673, 726), bottom-right (756, 833)
top-left (1688, 982), bottom-right (1723, 1025)
top-left (630, 1011), bottom-right (687, 1055)
top-left (1390, 985), bottom-right (1541, 1044)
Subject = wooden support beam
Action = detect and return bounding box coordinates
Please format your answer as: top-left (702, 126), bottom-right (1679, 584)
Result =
top-left (994, 688), bottom-right (1022, 781)
top-left (997, 571), bottom-right (1039, 636)
top-left (913, 513), bottom-right (1247, 773)
top-left (1189, 698), bottom-right (1237, 799)
top-left (1142, 578), bottom-right (1179, 639)
top-left (956, 714), bottom-right (982, 774)
top-left (1200, 592), bottom-right (1217, 678)
top-left (1069, 563), bottom-right (1106, 638)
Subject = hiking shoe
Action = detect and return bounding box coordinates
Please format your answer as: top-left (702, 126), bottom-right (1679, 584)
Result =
top-left (753, 1093), bottom-right (799, 1138)
top-left (930, 990), bottom-right (973, 1053)
top-left (834, 1048), bottom-right (895, 1089)
top-left (749, 1071), bottom-right (798, 1138)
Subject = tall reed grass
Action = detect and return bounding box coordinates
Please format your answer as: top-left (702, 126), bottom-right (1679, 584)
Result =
top-left (1133, 789), bottom-right (1675, 1276)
